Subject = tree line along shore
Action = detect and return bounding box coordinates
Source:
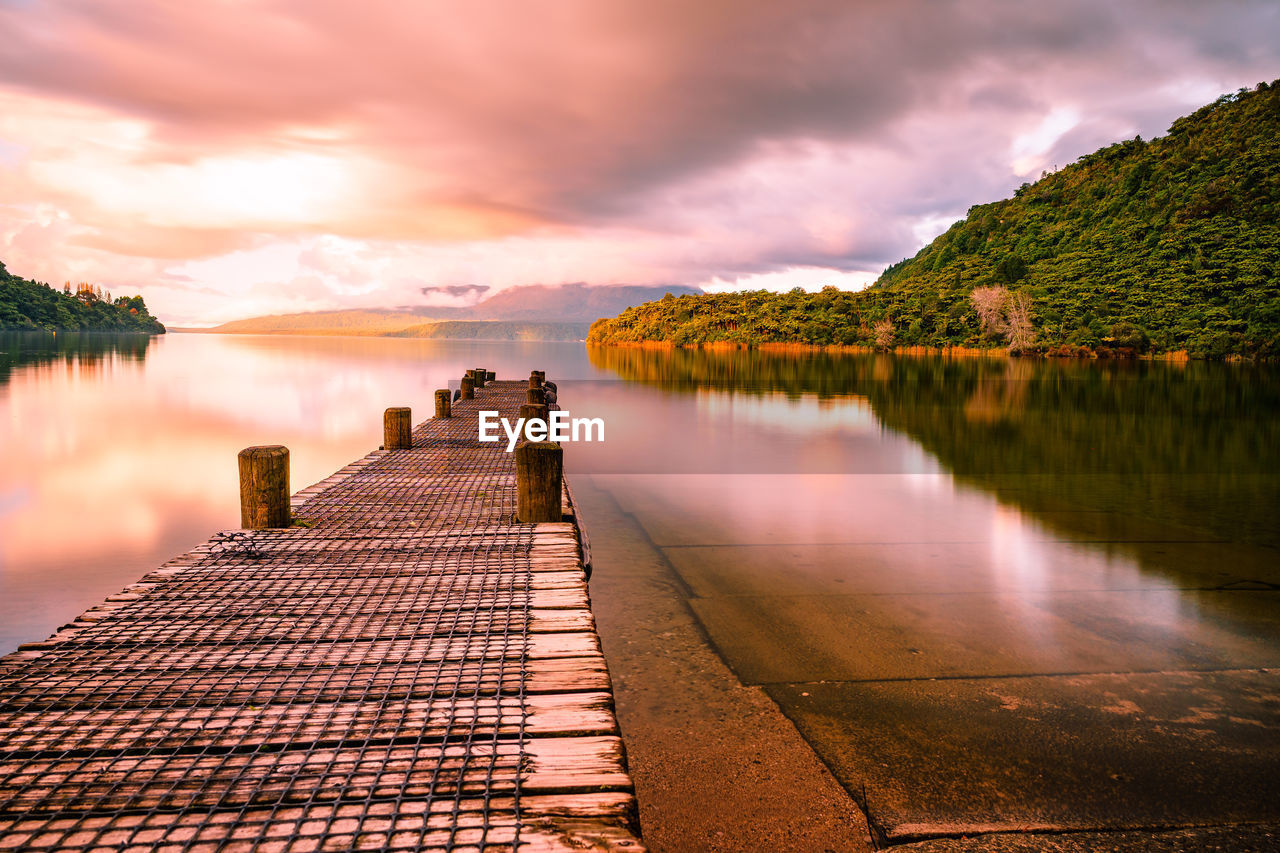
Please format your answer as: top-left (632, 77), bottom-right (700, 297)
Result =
top-left (0, 262), bottom-right (165, 334)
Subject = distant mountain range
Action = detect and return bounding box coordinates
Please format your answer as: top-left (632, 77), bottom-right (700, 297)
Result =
top-left (206, 283), bottom-right (702, 338)
top-left (390, 321), bottom-right (594, 342)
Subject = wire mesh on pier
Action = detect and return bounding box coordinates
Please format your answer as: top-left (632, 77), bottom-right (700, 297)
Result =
top-left (0, 380), bottom-right (639, 852)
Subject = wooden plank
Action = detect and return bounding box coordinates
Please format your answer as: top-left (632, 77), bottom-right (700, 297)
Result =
top-left (0, 693), bottom-right (619, 753)
top-left (179, 527), bottom-right (582, 552)
top-left (523, 736), bottom-right (635, 795)
top-left (0, 793), bottom-right (644, 852)
top-left (516, 791), bottom-right (650, 853)
top-left (34, 608), bottom-right (597, 648)
top-left (16, 631), bottom-right (600, 669)
top-left (0, 738), bottom-right (631, 813)
top-left (74, 587), bottom-right (590, 622)
top-left (0, 656), bottom-right (613, 710)
top-left (104, 570), bottom-right (587, 602)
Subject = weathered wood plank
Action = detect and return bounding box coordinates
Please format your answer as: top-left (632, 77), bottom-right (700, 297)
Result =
top-left (13, 632), bottom-right (601, 669)
top-left (519, 792), bottom-right (643, 843)
top-left (0, 656), bottom-right (613, 710)
top-left (74, 587), bottom-right (589, 623)
top-left (103, 571), bottom-right (587, 603)
top-left (523, 736), bottom-right (636, 795)
top-left (0, 736), bottom-right (633, 813)
top-left (0, 793), bottom-right (642, 852)
top-left (0, 693), bottom-right (619, 753)
top-left (33, 607), bottom-right (597, 648)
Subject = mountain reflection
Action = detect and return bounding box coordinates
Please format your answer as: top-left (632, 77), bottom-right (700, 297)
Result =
top-left (0, 332), bottom-right (155, 387)
top-left (588, 345), bottom-right (1280, 552)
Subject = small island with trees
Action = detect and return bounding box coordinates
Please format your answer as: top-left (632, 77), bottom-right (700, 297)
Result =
top-left (589, 81), bottom-right (1280, 360)
top-left (0, 261), bottom-right (165, 333)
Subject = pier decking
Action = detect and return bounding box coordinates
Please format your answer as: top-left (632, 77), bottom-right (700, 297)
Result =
top-left (0, 379), bottom-right (643, 851)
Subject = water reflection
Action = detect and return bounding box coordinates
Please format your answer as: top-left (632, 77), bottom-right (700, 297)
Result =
top-left (588, 344), bottom-right (1280, 547)
top-left (0, 331), bottom-right (155, 386)
top-left (582, 344), bottom-right (1280, 686)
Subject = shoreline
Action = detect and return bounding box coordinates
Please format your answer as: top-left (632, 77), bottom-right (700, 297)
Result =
top-left (585, 339), bottom-right (1228, 362)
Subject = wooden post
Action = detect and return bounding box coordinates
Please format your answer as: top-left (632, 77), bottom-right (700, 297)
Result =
top-left (518, 402), bottom-right (549, 443)
top-left (527, 386), bottom-right (546, 404)
top-left (474, 368), bottom-right (486, 388)
top-left (516, 441), bottom-right (562, 523)
top-left (461, 376), bottom-right (475, 399)
top-left (238, 446), bottom-right (290, 529)
top-left (384, 407), bottom-right (411, 449)
top-left (529, 373), bottom-right (543, 390)
top-left (485, 370), bottom-right (496, 382)
top-left (434, 389), bottom-right (452, 418)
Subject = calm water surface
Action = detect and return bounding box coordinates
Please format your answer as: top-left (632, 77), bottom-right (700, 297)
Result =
top-left (3, 332), bottom-right (1279, 670)
top-left (578, 347), bottom-right (1280, 681)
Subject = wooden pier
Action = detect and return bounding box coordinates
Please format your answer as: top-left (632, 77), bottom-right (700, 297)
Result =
top-left (0, 377), bottom-right (644, 851)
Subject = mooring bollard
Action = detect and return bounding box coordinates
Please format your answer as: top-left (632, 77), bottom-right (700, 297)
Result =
top-left (527, 386), bottom-right (546, 405)
top-left (238, 445), bottom-right (290, 529)
top-left (516, 441), bottom-right (563, 523)
top-left (461, 376), bottom-right (475, 399)
top-left (474, 368), bottom-right (486, 388)
top-left (384, 407), bottom-right (411, 450)
top-left (435, 389), bottom-right (452, 418)
top-left (519, 402), bottom-right (549, 438)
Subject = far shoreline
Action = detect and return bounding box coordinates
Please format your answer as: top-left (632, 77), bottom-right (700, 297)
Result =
top-left (587, 339), bottom-right (1217, 362)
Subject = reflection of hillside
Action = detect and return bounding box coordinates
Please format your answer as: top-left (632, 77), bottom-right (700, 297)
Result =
top-left (587, 343), bottom-right (892, 396)
top-left (588, 345), bottom-right (1280, 548)
top-left (0, 332), bottom-right (153, 387)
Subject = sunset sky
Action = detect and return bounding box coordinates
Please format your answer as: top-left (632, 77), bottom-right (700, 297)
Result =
top-left (1, 1), bottom-right (1278, 325)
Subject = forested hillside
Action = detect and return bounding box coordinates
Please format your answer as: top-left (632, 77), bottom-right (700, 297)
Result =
top-left (0, 262), bottom-right (165, 333)
top-left (589, 82), bottom-right (1280, 358)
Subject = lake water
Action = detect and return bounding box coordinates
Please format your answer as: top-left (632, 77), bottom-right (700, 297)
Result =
top-left (3, 331), bottom-right (1279, 835)
top-left (3, 330), bottom-right (1277, 662)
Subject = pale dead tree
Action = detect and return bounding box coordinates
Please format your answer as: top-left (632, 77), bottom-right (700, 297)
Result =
top-left (970, 285), bottom-right (1036, 352)
top-left (970, 285), bottom-right (1009, 336)
top-left (873, 318), bottom-right (895, 350)
top-left (1004, 291), bottom-right (1036, 353)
